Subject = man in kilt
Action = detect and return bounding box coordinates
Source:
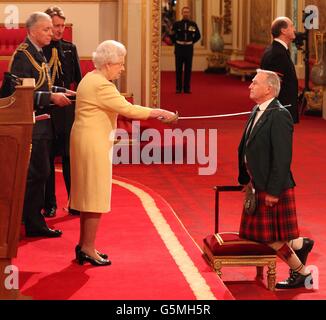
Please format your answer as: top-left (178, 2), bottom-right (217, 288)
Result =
top-left (238, 69), bottom-right (314, 289)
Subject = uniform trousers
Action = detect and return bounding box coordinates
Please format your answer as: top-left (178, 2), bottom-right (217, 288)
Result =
top-left (45, 105), bottom-right (75, 208)
top-left (175, 44), bottom-right (194, 92)
top-left (23, 132), bottom-right (52, 232)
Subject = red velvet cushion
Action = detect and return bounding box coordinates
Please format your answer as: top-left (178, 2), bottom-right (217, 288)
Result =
top-left (203, 232), bottom-right (275, 256)
top-left (0, 26), bottom-right (72, 57)
top-left (0, 60), bottom-right (9, 82)
top-left (227, 60), bottom-right (258, 69)
top-left (80, 59), bottom-right (95, 77)
top-left (244, 44), bottom-right (265, 64)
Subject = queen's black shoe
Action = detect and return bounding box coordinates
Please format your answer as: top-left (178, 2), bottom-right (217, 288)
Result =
top-left (77, 250), bottom-right (111, 266)
top-left (75, 245), bottom-right (108, 260)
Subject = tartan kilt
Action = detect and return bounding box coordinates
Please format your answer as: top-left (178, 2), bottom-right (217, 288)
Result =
top-left (239, 188), bottom-right (299, 243)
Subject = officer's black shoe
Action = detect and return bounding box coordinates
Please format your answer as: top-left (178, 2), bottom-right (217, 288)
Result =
top-left (184, 90), bottom-right (191, 94)
top-left (275, 272), bottom-right (313, 289)
top-left (176, 90), bottom-right (182, 94)
top-left (294, 238), bottom-right (314, 265)
top-left (68, 208), bottom-right (80, 216)
top-left (26, 227), bottom-right (62, 238)
top-left (43, 207), bottom-right (57, 218)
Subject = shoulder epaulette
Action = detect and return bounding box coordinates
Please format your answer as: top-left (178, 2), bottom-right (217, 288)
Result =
top-left (16, 43), bottom-right (29, 51)
top-left (14, 44), bottom-right (52, 90)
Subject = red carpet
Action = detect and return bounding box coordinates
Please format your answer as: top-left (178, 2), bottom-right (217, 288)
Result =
top-left (160, 71), bottom-right (253, 117)
top-left (14, 72), bottom-right (326, 300)
top-left (14, 172), bottom-right (232, 300)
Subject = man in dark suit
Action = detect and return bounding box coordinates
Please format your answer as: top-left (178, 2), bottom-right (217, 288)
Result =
top-left (171, 6), bottom-right (201, 94)
top-left (260, 17), bottom-right (299, 123)
top-left (10, 12), bottom-right (74, 237)
top-left (238, 69), bottom-right (314, 289)
top-left (42, 6), bottom-right (82, 217)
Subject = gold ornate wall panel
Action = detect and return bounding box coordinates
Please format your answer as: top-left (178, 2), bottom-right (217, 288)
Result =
top-left (286, 0), bottom-right (293, 19)
top-left (151, 0), bottom-right (160, 107)
top-left (223, 0), bottom-right (232, 35)
top-left (249, 0), bottom-right (272, 45)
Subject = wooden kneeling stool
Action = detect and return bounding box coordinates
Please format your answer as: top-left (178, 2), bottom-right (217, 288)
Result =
top-left (203, 186), bottom-right (277, 291)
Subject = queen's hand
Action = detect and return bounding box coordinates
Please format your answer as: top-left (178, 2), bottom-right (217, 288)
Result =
top-left (150, 108), bottom-right (178, 123)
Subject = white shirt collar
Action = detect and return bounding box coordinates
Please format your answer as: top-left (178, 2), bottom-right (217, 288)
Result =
top-left (274, 38), bottom-right (288, 50)
top-left (258, 98), bottom-right (274, 112)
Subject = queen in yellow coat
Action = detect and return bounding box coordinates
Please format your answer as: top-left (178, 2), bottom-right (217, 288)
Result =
top-left (70, 40), bottom-right (177, 266)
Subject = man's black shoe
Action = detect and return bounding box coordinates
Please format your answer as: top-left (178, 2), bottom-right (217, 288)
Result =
top-left (176, 90), bottom-right (182, 94)
top-left (26, 227), bottom-right (62, 238)
top-left (295, 238), bottom-right (314, 265)
top-left (43, 207), bottom-right (57, 218)
top-left (276, 272), bottom-right (313, 289)
top-left (68, 208), bottom-right (80, 216)
top-left (184, 90), bottom-right (191, 94)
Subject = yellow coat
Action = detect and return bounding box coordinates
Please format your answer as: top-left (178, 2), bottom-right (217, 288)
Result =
top-left (70, 70), bottom-right (152, 213)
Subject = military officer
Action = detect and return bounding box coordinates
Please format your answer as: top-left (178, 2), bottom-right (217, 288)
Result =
top-left (9, 12), bottom-right (74, 237)
top-left (171, 6), bottom-right (201, 93)
top-left (42, 6), bottom-right (82, 217)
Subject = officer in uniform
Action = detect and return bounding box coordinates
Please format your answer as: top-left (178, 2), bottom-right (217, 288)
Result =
top-left (9, 12), bottom-right (73, 237)
top-left (42, 6), bottom-right (82, 217)
top-left (171, 6), bottom-right (201, 93)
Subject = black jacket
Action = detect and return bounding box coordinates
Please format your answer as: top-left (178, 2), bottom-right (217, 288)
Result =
top-left (171, 19), bottom-right (201, 45)
top-left (238, 99), bottom-right (296, 197)
top-left (43, 39), bottom-right (82, 138)
top-left (260, 41), bottom-right (299, 123)
top-left (43, 39), bottom-right (82, 89)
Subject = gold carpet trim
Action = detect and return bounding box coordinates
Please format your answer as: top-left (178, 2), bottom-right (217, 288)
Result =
top-left (112, 178), bottom-right (216, 300)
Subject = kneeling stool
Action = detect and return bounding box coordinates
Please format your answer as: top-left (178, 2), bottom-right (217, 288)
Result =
top-left (203, 186), bottom-right (277, 291)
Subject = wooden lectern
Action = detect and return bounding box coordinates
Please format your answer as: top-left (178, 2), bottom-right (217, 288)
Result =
top-left (0, 78), bottom-right (34, 299)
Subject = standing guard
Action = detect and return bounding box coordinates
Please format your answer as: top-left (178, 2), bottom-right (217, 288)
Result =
top-left (171, 6), bottom-right (201, 94)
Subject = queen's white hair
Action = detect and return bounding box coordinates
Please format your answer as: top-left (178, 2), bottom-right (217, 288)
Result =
top-left (92, 40), bottom-right (126, 69)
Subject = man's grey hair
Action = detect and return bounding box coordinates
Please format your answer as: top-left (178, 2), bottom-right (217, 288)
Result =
top-left (92, 40), bottom-right (127, 69)
top-left (26, 12), bottom-right (51, 31)
top-left (256, 68), bottom-right (281, 97)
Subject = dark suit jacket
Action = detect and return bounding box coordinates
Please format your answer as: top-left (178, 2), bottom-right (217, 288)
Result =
top-left (238, 98), bottom-right (296, 197)
top-left (260, 40), bottom-right (299, 123)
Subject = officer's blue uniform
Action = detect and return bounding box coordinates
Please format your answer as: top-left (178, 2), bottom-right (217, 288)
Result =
top-left (10, 38), bottom-right (67, 235)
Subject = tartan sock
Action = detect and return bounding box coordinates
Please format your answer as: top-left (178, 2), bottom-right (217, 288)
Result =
top-left (269, 242), bottom-right (308, 275)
